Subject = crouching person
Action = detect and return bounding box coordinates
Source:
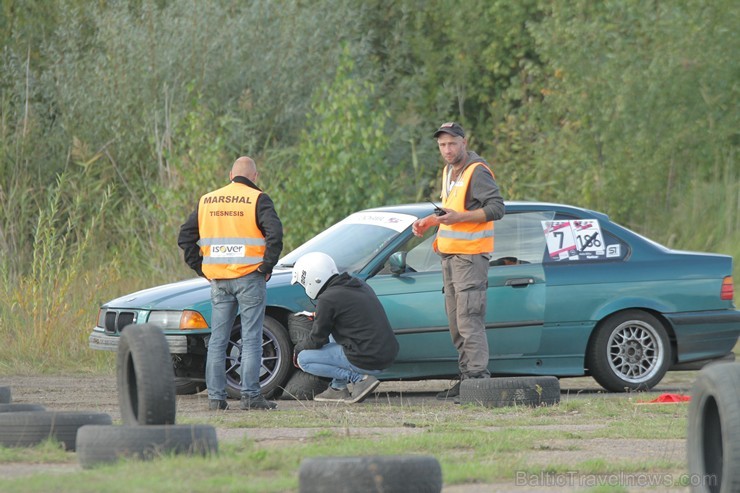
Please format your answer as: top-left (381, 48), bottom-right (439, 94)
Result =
top-left (290, 252), bottom-right (399, 403)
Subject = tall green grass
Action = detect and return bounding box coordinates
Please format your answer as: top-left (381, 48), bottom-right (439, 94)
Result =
top-left (0, 173), bottom-right (116, 374)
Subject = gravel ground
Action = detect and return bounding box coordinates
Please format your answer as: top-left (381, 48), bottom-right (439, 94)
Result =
top-left (0, 373), bottom-right (698, 492)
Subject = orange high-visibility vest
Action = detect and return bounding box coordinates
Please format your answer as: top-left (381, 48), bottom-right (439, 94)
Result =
top-left (435, 162), bottom-right (495, 255)
top-left (197, 182), bottom-right (265, 279)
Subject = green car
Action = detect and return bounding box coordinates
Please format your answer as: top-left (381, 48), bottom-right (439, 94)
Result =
top-left (89, 202), bottom-right (740, 397)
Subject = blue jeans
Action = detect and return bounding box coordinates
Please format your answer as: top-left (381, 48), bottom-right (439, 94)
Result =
top-left (206, 271), bottom-right (266, 400)
top-left (297, 341), bottom-right (381, 390)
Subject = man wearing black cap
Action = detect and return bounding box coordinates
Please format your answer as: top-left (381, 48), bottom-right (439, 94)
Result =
top-left (412, 122), bottom-right (505, 400)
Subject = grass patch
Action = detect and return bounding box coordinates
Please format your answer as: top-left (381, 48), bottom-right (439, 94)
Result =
top-left (0, 392), bottom-right (695, 492)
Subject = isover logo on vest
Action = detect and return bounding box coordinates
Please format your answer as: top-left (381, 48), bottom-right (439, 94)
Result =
top-left (211, 244), bottom-right (245, 258)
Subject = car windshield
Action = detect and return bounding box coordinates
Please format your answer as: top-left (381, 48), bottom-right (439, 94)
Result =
top-left (277, 211), bottom-right (417, 273)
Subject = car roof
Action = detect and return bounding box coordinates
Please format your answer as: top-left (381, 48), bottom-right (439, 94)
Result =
top-left (363, 201), bottom-right (610, 221)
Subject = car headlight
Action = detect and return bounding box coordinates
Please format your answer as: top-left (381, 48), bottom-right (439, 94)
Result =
top-left (147, 310), bottom-right (209, 330)
top-left (97, 308), bottom-right (106, 328)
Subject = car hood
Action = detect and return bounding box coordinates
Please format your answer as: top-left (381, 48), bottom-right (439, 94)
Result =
top-left (104, 269), bottom-right (295, 311)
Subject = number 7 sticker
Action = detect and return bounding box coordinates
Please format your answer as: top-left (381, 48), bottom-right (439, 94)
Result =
top-left (542, 220), bottom-right (577, 259)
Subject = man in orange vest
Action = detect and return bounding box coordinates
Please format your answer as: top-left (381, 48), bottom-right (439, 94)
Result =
top-left (178, 156), bottom-right (283, 411)
top-left (412, 122), bottom-right (505, 400)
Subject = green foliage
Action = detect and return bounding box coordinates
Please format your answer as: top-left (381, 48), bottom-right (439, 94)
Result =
top-left (276, 47), bottom-right (394, 250)
top-left (521, 1), bottom-right (738, 221)
top-left (0, 172), bottom-right (114, 372)
top-left (0, 0), bottom-right (737, 371)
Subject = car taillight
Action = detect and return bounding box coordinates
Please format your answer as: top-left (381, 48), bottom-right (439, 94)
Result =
top-left (721, 276), bottom-right (734, 301)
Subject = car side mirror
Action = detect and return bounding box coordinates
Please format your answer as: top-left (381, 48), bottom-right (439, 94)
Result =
top-left (389, 251), bottom-right (407, 276)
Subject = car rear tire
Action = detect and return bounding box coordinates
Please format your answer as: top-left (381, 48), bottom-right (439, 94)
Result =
top-left (117, 323), bottom-right (177, 425)
top-left (0, 411), bottom-right (112, 450)
top-left (459, 377), bottom-right (560, 408)
top-left (0, 386), bottom-right (10, 404)
top-left (687, 362), bottom-right (740, 493)
top-left (225, 315), bottom-right (293, 400)
top-left (298, 455), bottom-right (442, 493)
top-left (587, 310), bottom-right (671, 392)
top-left (76, 424), bottom-right (218, 469)
top-left (174, 378), bottom-right (206, 395)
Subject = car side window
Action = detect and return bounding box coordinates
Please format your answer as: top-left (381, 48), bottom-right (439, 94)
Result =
top-left (374, 228), bottom-right (440, 275)
top-left (375, 211), bottom-right (554, 276)
top-left (489, 211), bottom-right (552, 266)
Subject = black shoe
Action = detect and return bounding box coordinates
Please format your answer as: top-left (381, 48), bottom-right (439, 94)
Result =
top-left (208, 399), bottom-right (229, 411)
top-left (349, 376), bottom-right (380, 404)
top-left (436, 381), bottom-right (460, 400)
top-left (240, 394), bottom-right (277, 410)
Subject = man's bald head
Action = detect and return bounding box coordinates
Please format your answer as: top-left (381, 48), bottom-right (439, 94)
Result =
top-left (230, 156), bottom-right (258, 182)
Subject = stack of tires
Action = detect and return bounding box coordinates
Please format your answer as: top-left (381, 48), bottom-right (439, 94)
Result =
top-left (75, 323), bottom-right (219, 469)
top-left (0, 385), bottom-right (111, 451)
top-left (280, 314), bottom-right (330, 400)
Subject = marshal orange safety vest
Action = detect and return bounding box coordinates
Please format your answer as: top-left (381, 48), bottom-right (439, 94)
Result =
top-left (435, 162), bottom-right (495, 255)
top-left (197, 182), bottom-right (265, 280)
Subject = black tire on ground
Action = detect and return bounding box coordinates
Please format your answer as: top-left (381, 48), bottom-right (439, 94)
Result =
top-left (224, 315), bottom-right (293, 400)
top-left (281, 314), bottom-right (331, 400)
top-left (288, 314), bottom-right (313, 344)
top-left (299, 455), bottom-right (442, 493)
top-left (0, 386), bottom-right (10, 404)
top-left (174, 378), bottom-right (206, 396)
top-left (117, 323), bottom-right (177, 425)
top-left (586, 310), bottom-right (671, 392)
top-left (76, 424), bottom-right (218, 469)
top-left (459, 376), bottom-right (560, 408)
top-left (0, 411), bottom-right (111, 450)
top-left (687, 362), bottom-right (740, 493)
top-left (0, 403), bottom-right (45, 413)
top-left (280, 371), bottom-right (330, 400)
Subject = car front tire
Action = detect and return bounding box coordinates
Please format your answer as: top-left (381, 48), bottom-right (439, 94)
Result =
top-left (587, 310), bottom-right (671, 392)
top-left (224, 315), bottom-right (292, 399)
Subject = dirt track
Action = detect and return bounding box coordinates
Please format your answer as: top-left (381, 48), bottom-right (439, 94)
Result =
top-left (0, 374), bottom-right (695, 492)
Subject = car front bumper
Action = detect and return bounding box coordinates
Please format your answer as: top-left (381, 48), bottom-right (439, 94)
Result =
top-left (88, 328), bottom-right (188, 354)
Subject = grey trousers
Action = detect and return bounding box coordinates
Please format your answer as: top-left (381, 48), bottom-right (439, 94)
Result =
top-left (441, 254), bottom-right (491, 378)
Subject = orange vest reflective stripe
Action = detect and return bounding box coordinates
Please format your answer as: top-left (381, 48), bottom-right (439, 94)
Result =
top-left (197, 182), bottom-right (265, 279)
top-left (435, 162), bottom-right (495, 255)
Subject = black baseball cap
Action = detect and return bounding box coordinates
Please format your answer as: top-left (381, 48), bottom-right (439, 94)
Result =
top-left (433, 121), bottom-right (465, 138)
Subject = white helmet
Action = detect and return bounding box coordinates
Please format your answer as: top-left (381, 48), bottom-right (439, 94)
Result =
top-left (291, 252), bottom-right (339, 299)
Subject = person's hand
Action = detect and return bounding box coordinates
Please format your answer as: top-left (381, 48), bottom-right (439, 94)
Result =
top-left (436, 209), bottom-right (460, 225)
top-left (294, 311), bottom-right (315, 320)
top-left (257, 267), bottom-right (271, 282)
top-left (412, 215), bottom-right (441, 237)
top-left (292, 349), bottom-right (301, 369)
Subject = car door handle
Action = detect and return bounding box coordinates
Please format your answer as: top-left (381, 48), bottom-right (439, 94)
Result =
top-left (505, 277), bottom-right (535, 287)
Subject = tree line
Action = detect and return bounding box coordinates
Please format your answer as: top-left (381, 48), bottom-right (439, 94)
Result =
top-left (1, 0), bottom-right (737, 288)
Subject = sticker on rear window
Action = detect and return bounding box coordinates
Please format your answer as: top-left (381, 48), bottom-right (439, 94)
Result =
top-left (542, 219), bottom-right (605, 260)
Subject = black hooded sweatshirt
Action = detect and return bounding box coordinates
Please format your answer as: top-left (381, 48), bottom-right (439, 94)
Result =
top-left (295, 273), bottom-right (399, 370)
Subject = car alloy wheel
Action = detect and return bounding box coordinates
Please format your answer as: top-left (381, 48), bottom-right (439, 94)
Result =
top-left (587, 310), bottom-right (671, 392)
top-left (224, 315), bottom-right (292, 399)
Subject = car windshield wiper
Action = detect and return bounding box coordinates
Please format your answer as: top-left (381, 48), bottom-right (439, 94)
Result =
top-left (276, 262), bottom-right (294, 268)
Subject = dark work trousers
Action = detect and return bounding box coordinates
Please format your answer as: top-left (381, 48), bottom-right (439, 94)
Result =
top-left (441, 253), bottom-right (491, 378)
